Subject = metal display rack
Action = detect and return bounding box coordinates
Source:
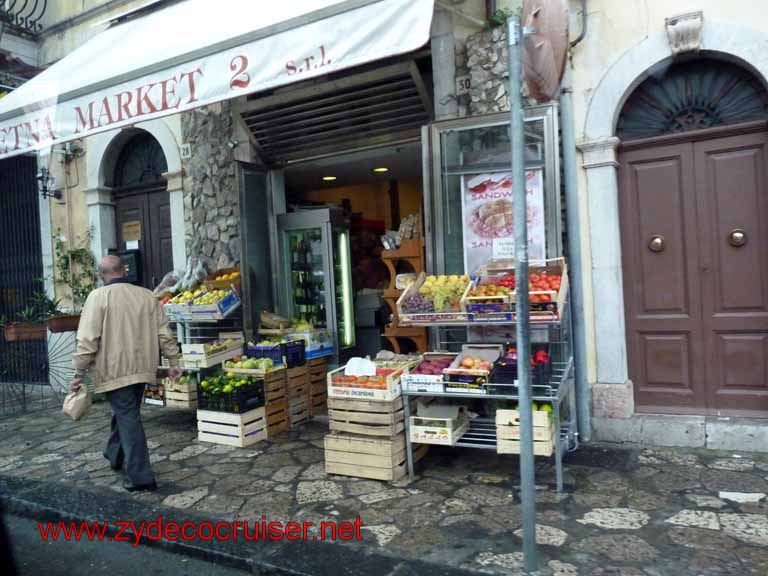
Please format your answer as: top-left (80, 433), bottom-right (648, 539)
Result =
top-left (400, 292), bottom-right (578, 493)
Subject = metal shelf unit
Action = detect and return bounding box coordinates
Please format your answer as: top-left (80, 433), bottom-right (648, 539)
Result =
top-left (401, 294), bottom-right (578, 493)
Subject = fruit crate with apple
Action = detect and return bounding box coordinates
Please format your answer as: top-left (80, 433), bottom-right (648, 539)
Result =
top-left (181, 339), bottom-right (243, 369)
top-left (203, 267), bottom-right (241, 290)
top-left (187, 289), bottom-right (241, 321)
top-left (197, 406), bottom-right (267, 448)
top-left (196, 374), bottom-right (265, 414)
top-left (327, 364), bottom-right (407, 402)
top-left (496, 406), bottom-right (555, 456)
top-left (396, 273), bottom-right (472, 325)
top-left (443, 345), bottom-right (502, 394)
top-left (328, 396), bottom-right (405, 437)
top-left (401, 353), bottom-right (457, 393)
top-left (461, 279), bottom-right (514, 314)
top-left (223, 356), bottom-right (283, 377)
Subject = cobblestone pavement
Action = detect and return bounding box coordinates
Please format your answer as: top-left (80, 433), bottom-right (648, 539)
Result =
top-left (1, 401), bottom-right (768, 575)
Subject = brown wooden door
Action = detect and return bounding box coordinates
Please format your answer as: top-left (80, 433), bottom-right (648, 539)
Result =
top-left (620, 126), bottom-right (768, 416)
top-left (694, 132), bottom-right (768, 415)
top-left (115, 187), bottom-right (173, 289)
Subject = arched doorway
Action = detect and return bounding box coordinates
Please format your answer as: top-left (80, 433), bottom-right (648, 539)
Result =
top-left (617, 56), bottom-right (768, 417)
top-left (112, 131), bottom-right (173, 289)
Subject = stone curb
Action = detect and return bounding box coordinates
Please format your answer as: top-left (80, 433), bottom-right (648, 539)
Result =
top-left (0, 474), bottom-right (480, 576)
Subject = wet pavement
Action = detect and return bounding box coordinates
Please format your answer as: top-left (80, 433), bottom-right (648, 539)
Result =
top-left (1, 401), bottom-right (767, 575)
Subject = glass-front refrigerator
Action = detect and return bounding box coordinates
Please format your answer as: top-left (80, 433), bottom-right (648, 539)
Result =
top-left (277, 208), bottom-right (355, 360)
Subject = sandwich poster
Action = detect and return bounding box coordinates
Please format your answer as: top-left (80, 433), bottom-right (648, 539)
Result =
top-left (461, 170), bottom-right (545, 274)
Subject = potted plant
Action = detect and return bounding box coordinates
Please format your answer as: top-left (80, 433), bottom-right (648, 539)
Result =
top-left (2, 307), bottom-right (48, 342)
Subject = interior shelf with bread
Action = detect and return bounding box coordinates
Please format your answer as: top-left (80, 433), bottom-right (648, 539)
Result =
top-left (381, 237), bottom-right (427, 354)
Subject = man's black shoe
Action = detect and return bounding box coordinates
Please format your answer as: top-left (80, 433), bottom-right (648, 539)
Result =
top-left (122, 480), bottom-right (157, 492)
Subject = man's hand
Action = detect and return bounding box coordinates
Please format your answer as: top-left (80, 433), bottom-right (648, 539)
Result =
top-left (167, 367), bottom-right (183, 381)
top-left (69, 378), bottom-right (83, 392)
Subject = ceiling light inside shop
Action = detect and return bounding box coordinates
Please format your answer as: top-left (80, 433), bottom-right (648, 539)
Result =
top-left (322, 176), bottom-right (337, 181)
top-left (372, 167), bottom-right (389, 173)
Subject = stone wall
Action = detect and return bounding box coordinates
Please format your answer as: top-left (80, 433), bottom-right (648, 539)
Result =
top-left (181, 101), bottom-right (240, 273)
top-left (458, 26), bottom-right (531, 116)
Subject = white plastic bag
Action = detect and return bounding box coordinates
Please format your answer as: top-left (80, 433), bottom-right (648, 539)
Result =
top-left (62, 387), bottom-right (91, 421)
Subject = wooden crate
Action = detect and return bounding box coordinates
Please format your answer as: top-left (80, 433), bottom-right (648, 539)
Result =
top-left (287, 365), bottom-right (308, 379)
top-left (266, 398), bottom-right (289, 437)
top-left (197, 407), bottom-right (267, 448)
top-left (308, 357), bottom-right (328, 367)
top-left (287, 372), bottom-right (309, 400)
top-left (324, 432), bottom-right (406, 481)
top-left (289, 397), bottom-right (310, 427)
top-left (310, 390), bottom-right (327, 416)
top-left (265, 377), bottom-right (287, 403)
top-left (328, 397), bottom-right (405, 437)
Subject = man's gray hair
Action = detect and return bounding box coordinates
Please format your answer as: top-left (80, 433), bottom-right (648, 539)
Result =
top-left (98, 255), bottom-right (126, 275)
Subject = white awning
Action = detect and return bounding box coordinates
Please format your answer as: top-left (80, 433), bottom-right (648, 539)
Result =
top-left (0, 0), bottom-right (434, 159)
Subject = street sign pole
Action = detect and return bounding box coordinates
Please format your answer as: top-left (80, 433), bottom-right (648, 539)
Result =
top-left (507, 14), bottom-right (538, 573)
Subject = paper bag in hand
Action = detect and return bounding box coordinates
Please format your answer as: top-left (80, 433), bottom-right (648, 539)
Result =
top-left (62, 387), bottom-right (91, 421)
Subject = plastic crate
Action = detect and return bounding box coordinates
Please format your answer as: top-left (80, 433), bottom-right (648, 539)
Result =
top-left (489, 344), bottom-right (551, 388)
top-left (196, 380), bottom-right (265, 414)
top-left (248, 339), bottom-right (306, 368)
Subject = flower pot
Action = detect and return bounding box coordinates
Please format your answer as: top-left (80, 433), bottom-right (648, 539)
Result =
top-left (3, 323), bottom-right (47, 342)
top-left (46, 314), bottom-right (80, 333)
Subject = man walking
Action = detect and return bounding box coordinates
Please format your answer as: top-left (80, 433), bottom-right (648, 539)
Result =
top-left (70, 255), bottom-right (182, 492)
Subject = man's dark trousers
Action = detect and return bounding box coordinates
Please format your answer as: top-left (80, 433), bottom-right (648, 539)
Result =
top-left (104, 383), bottom-right (154, 485)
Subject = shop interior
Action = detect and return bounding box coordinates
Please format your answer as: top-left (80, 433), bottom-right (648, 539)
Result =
top-left (282, 142), bottom-right (424, 359)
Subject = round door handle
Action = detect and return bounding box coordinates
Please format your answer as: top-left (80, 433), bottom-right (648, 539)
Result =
top-left (648, 235), bottom-right (665, 253)
top-left (728, 228), bottom-right (747, 247)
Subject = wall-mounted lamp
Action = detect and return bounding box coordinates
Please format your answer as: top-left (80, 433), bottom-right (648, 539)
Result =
top-left (37, 168), bottom-right (62, 200)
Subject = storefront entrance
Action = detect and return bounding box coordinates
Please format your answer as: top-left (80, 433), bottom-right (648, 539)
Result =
top-left (112, 131), bottom-right (172, 289)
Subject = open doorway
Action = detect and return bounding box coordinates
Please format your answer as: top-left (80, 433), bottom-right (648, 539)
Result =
top-left (283, 142), bottom-right (424, 359)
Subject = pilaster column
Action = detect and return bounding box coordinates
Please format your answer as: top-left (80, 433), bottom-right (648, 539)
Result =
top-left (578, 137), bottom-right (628, 385)
top-left (164, 170), bottom-right (187, 270)
top-left (85, 187), bottom-right (116, 260)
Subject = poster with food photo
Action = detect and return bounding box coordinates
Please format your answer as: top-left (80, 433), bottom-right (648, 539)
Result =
top-left (461, 170), bottom-right (545, 273)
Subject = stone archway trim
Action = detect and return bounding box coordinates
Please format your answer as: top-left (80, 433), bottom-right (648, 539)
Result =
top-left (84, 118), bottom-right (186, 269)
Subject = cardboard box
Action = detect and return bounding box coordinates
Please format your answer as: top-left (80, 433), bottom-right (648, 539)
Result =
top-left (401, 353), bottom-right (456, 393)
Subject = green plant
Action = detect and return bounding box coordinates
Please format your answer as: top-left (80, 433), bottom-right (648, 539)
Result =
top-left (30, 291), bottom-right (63, 318)
top-left (17, 306), bottom-right (41, 323)
top-left (53, 228), bottom-right (97, 312)
top-left (487, 8), bottom-right (514, 28)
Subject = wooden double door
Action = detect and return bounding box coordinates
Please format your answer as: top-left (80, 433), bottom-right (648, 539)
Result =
top-left (620, 123), bottom-right (768, 417)
top-left (114, 185), bottom-right (173, 289)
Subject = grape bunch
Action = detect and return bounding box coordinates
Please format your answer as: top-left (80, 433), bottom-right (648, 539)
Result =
top-left (403, 294), bottom-right (434, 313)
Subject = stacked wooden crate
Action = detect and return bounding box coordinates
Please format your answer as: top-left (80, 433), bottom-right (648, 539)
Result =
top-left (286, 365), bottom-right (310, 427)
top-left (264, 368), bottom-right (289, 437)
top-left (496, 409), bottom-right (555, 456)
top-left (308, 357), bottom-right (329, 416)
top-left (197, 407), bottom-right (267, 448)
top-left (325, 395), bottom-right (414, 482)
top-left (163, 377), bottom-right (197, 409)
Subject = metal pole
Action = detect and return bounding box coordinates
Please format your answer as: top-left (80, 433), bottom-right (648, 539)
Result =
top-left (507, 15), bottom-right (538, 573)
top-left (560, 71), bottom-right (592, 442)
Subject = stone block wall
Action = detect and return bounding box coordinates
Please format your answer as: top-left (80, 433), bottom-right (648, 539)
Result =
top-left (457, 25), bottom-right (537, 117)
top-left (181, 101), bottom-right (240, 273)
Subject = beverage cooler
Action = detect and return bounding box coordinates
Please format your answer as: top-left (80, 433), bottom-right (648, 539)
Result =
top-left (276, 208), bottom-right (355, 359)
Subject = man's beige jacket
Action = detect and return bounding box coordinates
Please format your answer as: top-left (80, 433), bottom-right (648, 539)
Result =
top-left (73, 281), bottom-right (179, 394)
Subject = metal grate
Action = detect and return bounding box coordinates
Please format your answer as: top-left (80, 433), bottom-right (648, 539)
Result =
top-left (237, 61), bottom-right (432, 163)
top-left (0, 155), bottom-right (64, 415)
